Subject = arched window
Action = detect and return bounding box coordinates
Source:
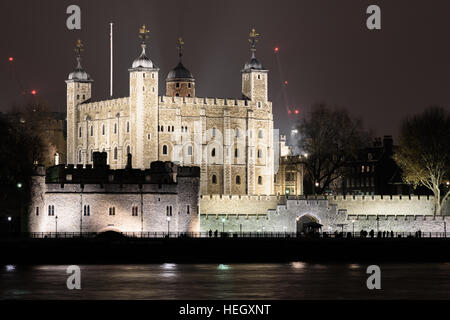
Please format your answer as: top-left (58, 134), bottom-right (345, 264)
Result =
top-left (236, 175), bottom-right (241, 185)
top-left (162, 145), bottom-right (168, 155)
top-left (235, 148), bottom-right (239, 158)
top-left (90, 125), bottom-right (93, 136)
top-left (257, 149), bottom-right (263, 158)
top-left (126, 145), bottom-right (131, 155)
top-left (187, 146), bottom-right (192, 156)
top-left (109, 207), bottom-right (115, 216)
top-left (90, 149), bottom-right (93, 162)
top-left (102, 124), bottom-right (105, 135)
top-left (258, 176), bottom-right (263, 185)
top-left (258, 130), bottom-right (263, 139)
top-left (84, 205), bottom-right (90, 216)
top-left (211, 148), bottom-right (216, 157)
top-left (114, 147), bottom-right (118, 160)
top-left (212, 175), bottom-right (217, 184)
top-left (78, 150), bottom-right (82, 163)
top-left (235, 128), bottom-right (239, 137)
top-left (114, 123), bottom-right (117, 134)
top-left (126, 121), bottom-right (130, 133)
top-left (79, 127), bottom-right (82, 138)
top-left (132, 206), bottom-right (139, 216)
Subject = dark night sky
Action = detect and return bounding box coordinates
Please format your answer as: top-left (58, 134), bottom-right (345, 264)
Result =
top-left (1, 0), bottom-right (450, 138)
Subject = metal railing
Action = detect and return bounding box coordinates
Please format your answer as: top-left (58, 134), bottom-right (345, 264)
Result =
top-left (7, 231), bottom-right (448, 239)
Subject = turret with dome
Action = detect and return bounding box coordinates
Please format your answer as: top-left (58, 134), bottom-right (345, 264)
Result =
top-left (166, 37), bottom-right (195, 98)
top-left (130, 25), bottom-right (158, 71)
top-left (241, 28), bottom-right (268, 101)
top-left (68, 39), bottom-right (93, 82)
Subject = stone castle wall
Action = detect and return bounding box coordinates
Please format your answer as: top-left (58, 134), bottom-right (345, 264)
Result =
top-left (28, 173), bottom-right (200, 234)
top-left (199, 195), bottom-right (450, 233)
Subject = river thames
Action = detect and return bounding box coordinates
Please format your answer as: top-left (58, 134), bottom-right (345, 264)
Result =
top-left (0, 263), bottom-right (449, 299)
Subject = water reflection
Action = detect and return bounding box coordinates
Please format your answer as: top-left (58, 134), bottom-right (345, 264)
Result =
top-left (290, 262), bottom-right (306, 269)
top-left (5, 265), bottom-right (15, 272)
top-left (0, 263), bottom-right (449, 300)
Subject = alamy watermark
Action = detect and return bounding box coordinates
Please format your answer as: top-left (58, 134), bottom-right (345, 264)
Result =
top-left (66, 265), bottom-right (81, 290)
top-left (66, 5), bottom-right (81, 30)
top-left (366, 265), bottom-right (381, 290)
top-left (367, 5), bottom-right (381, 30)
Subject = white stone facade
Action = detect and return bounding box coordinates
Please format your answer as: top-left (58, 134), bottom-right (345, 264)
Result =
top-left (199, 195), bottom-right (450, 233)
top-left (28, 162), bottom-right (200, 234)
top-left (66, 35), bottom-right (274, 196)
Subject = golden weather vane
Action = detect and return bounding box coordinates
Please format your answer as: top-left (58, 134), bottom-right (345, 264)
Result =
top-left (177, 37), bottom-right (184, 60)
top-left (248, 28), bottom-right (260, 51)
top-left (75, 39), bottom-right (84, 56)
top-left (138, 24), bottom-right (150, 40)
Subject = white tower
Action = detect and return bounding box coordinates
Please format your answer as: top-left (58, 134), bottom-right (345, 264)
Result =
top-left (66, 40), bottom-right (93, 165)
top-left (128, 25), bottom-right (160, 169)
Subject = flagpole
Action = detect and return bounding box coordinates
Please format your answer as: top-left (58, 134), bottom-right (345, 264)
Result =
top-left (110, 22), bottom-right (113, 97)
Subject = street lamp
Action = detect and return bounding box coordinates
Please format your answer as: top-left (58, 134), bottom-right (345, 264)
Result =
top-left (16, 182), bottom-right (22, 189)
top-left (167, 216), bottom-right (171, 235)
top-left (55, 216), bottom-right (58, 237)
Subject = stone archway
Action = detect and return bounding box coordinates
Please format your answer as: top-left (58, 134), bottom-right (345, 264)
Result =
top-left (99, 226), bottom-right (122, 234)
top-left (296, 214), bottom-right (321, 234)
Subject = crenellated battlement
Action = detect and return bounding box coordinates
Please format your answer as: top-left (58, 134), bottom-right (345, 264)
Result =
top-left (159, 95), bottom-right (272, 110)
top-left (331, 194), bottom-right (440, 202)
top-left (78, 97), bottom-right (130, 113)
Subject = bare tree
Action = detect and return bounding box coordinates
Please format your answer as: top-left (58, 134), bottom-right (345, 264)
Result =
top-left (296, 103), bottom-right (370, 194)
top-left (394, 106), bottom-right (450, 215)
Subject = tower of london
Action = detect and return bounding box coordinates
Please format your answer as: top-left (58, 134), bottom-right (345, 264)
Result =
top-left (66, 27), bottom-right (274, 196)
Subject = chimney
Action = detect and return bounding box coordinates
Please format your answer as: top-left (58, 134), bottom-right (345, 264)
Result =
top-left (93, 152), bottom-right (107, 168)
top-left (383, 135), bottom-right (394, 154)
top-left (126, 153), bottom-right (132, 170)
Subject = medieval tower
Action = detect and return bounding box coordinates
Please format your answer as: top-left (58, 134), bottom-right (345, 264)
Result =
top-left (66, 26), bottom-right (274, 196)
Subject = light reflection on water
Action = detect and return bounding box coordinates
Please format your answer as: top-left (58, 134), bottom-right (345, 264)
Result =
top-left (0, 263), bottom-right (449, 300)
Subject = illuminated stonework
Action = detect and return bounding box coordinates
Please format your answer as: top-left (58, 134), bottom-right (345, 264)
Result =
top-left (66, 29), bottom-right (274, 196)
top-left (28, 156), bottom-right (200, 233)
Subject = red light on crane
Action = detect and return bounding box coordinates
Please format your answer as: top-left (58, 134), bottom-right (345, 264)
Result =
top-left (8, 57), bottom-right (14, 62)
top-left (284, 80), bottom-right (288, 85)
top-left (274, 47), bottom-right (279, 53)
top-left (31, 90), bottom-right (37, 95)
top-left (294, 109), bottom-right (300, 115)
top-left (288, 110), bottom-right (292, 115)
